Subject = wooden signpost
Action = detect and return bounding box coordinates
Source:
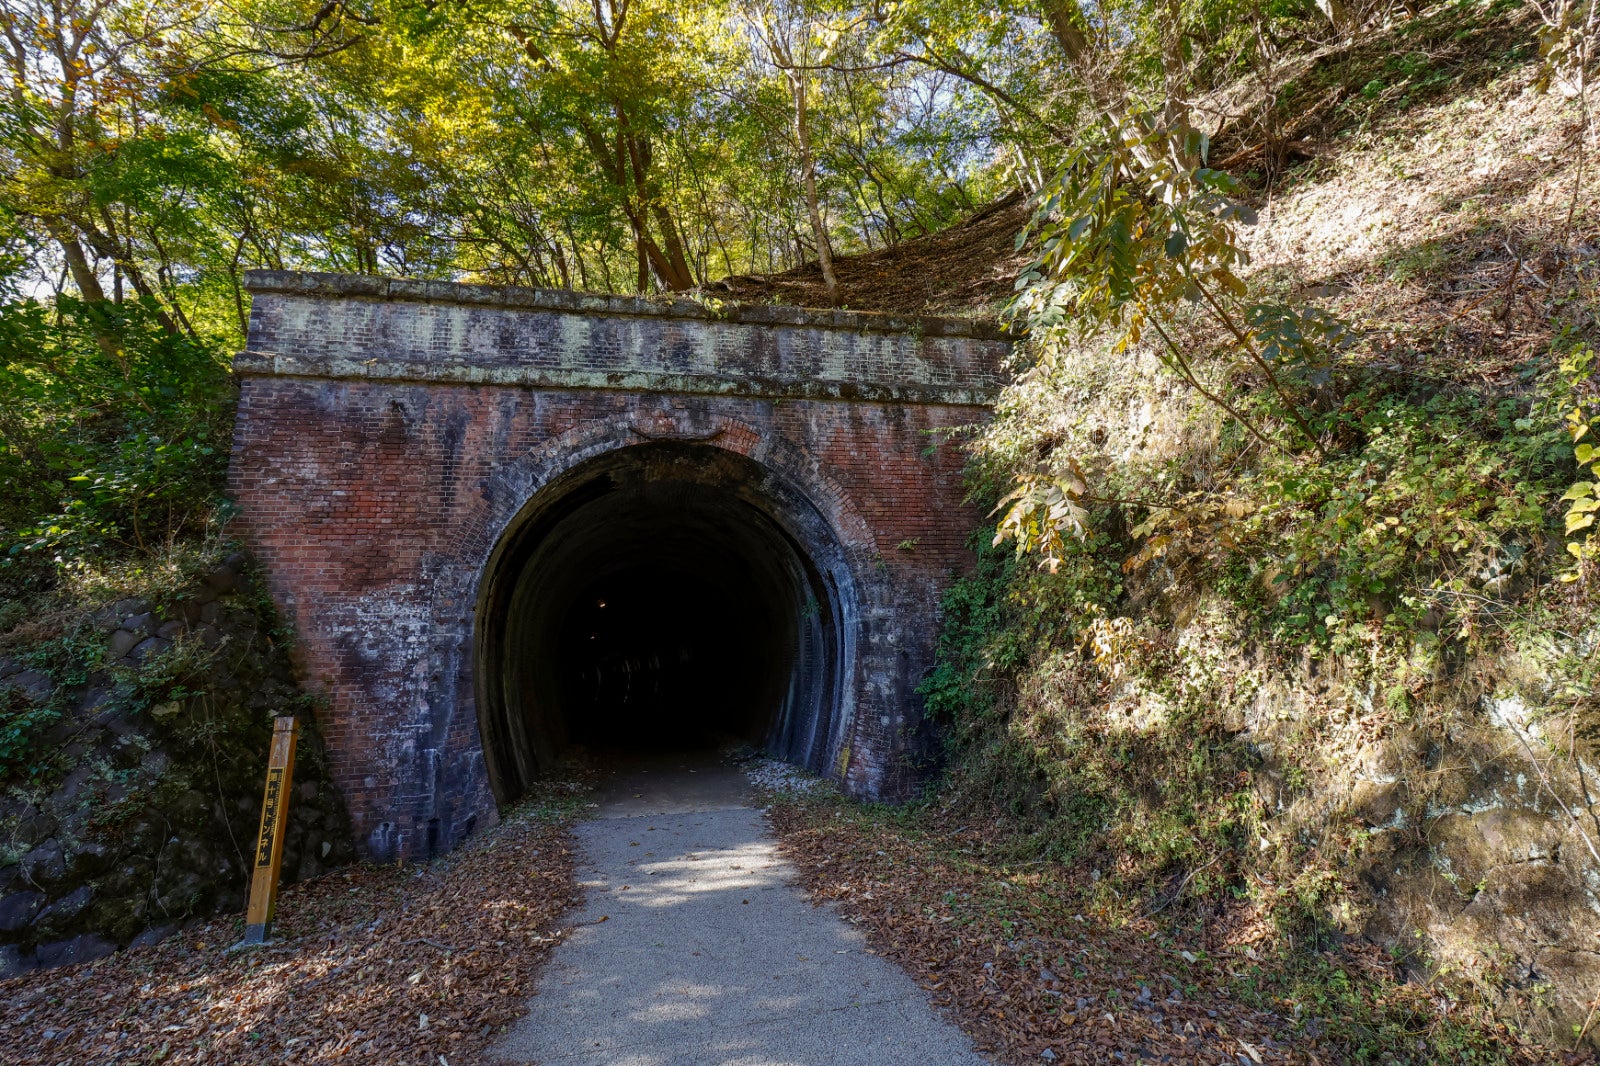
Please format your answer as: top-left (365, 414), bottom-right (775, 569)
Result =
top-left (242, 716), bottom-right (299, 946)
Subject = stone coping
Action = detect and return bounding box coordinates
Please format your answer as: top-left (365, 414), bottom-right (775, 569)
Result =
top-left (243, 270), bottom-right (1010, 341)
top-left (231, 352), bottom-right (1001, 406)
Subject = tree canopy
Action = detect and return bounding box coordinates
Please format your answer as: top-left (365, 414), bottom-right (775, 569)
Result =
top-left (2, 0), bottom-right (1593, 584)
top-left (4, 0), bottom-right (1461, 327)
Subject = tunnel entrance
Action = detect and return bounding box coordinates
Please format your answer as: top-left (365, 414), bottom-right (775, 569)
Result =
top-left (474, 442), bottom-right (850, 805)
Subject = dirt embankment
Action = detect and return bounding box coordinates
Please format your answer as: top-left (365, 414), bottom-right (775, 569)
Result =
top-left (705, 192), bottom-right (1033, 318)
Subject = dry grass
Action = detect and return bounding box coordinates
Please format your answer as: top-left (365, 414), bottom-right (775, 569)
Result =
top-left (1245, 24), bottom-right (1597, 389)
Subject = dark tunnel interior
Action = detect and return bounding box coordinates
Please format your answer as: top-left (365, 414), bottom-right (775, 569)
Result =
top-left (475, 443), bottom-right (844, 804)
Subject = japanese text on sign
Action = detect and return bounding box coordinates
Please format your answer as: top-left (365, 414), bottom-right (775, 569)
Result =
top-left (256, 767), bottom-right (284, 867)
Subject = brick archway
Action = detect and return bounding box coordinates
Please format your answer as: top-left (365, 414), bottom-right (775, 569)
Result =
top-left (450, 413), bottom-right (876, 809)
top-left (448, 410), bottom-right (880, 582)
top-left (230, 271), bottom-right (1008, 859)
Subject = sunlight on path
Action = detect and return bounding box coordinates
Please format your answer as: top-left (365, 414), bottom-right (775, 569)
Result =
top-left (490, 757), bottom-right (987, 1066)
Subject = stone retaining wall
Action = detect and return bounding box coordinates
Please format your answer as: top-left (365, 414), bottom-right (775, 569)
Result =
top-left (0, 555), bottom-right (353, 975)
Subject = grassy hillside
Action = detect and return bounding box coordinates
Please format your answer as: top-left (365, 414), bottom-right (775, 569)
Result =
top-left (923, 0), bottom-right (1600, 1051)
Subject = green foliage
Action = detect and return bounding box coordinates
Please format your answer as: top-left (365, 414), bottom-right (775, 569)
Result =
top-left (997, 112), bottom-right (1347, 570)
top-left (0, 298), bottom-right (234, 593)
top-left (1557, 344), bottom-right (1600, 574)
top-left (1528, 0), bottom-right (1598, 104)
top-left (1221, 380), bottom-right (1568, 646)
top-left (921, 526), bottom-right (1274, 885)
top-left (0, 616), bottom-right (110, 782)
top-left (0, 690), bottom-right (60, 781)
top-left (922, 17), bottom-right (1596, 1041)
top-left (920, 539), bottom-right (1023, 727)
top-left (1230, 949), bottom-right (1524, 1065)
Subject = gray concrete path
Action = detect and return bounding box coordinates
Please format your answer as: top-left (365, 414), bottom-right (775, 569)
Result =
top-left (491, 755), bottom-right (988, 1066)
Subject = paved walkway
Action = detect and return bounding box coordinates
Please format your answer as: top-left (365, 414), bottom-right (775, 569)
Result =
top-left (491, 756), bottom-right (987, 1066)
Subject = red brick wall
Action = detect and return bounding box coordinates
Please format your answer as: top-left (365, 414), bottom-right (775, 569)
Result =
top-left (230, 273), bottom-right (1007, 859)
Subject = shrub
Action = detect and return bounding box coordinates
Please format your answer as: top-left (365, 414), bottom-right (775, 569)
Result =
top-left (0, 298), bottom-right (234, 596)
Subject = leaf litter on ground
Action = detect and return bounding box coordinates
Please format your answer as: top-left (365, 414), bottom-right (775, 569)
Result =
top-left (0, 795), bottom-right (582, 1066)
top-left (765, 798), bottom-right (1592, 1066)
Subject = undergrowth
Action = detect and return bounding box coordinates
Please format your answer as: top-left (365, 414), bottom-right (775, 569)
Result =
top-left (0, 297), bottom-right (235, 606)
top-left (779, 789), bottom-right (1548, 1064)
top-left (920, 3), bottom-right (1600, 1050)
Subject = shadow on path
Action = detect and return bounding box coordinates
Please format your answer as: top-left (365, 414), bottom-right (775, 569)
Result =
top-left (491, 754), bottom-right (987, 1065)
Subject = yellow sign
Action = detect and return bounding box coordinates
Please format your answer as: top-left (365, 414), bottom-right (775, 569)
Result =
top-left (256, 767), bottom-right (285, 867)
top-left (242, 717), bottom-right (299, 945)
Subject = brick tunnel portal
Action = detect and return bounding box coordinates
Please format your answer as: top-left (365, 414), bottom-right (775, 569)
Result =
top-left (475, 442), bottom-right (850, 804)
top-left (231, 270), bottom-right (1008, 859)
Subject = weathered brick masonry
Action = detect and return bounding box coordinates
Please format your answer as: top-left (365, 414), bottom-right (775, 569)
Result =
top-left (230, 270), bottom-right (1009, 860)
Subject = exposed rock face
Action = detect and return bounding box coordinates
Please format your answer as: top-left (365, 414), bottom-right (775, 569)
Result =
top-left (1366, 723), bottom-right (1600, 1047)
top-left (0, 554), bottom-right (354, 976)
top-left (1244, 675), bottom-right (1600, 1047)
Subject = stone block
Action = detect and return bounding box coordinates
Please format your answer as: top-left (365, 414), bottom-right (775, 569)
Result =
top-left (127, 637), bottom-right (171, 664)
top-left (49, 766), bottom-right (93, 808)
top-left (2, 670), bottom-right (54, 703)
top-left (0, 890), bottom-right (45, 932)
top-left (34, 933), bottom-right (116, 969)
top-left (86, 604), bottom-right (122, 630)
top-left (34, 884), bottom-right (94, 931)
top-left (0, 944), bottom-right (35, 978)
top-left (127, 922), bottom-right (178, 951)
top-left (14, 811), bottom-right (58, 847)
top-left (78, 686), bottom-right (115, 715)
top-left (20, 840), bottom-right (65, 886)
top-left (66, 842), bottom-right (109, 881)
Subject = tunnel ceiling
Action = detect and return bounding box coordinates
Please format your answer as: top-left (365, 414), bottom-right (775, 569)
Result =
top-left (475, 442), bottom-right (847, 804)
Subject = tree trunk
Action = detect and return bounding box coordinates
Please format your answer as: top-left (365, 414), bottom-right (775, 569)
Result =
top-left (1038, 0), bottom-right (1196, 168)
top-left (44, 217), bottom-right (124, 360)
top-left (647, 201), bottom-right (697, 289)
top-left (46, 218), bottom-right (108, 303)
top-left (791, 71), bottom-right (840, 307)
top-left (512, 25), bottom-right (694, 293)
top-left (1038, 0), bottom-right (1094, 65)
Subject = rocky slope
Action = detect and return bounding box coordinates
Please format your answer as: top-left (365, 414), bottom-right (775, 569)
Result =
top-left (0, 551), bottom-right (352, 974)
